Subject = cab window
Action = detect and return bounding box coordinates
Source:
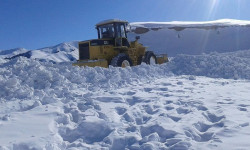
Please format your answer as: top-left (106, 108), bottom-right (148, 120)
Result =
top-left (116, 24), bottom-right (126, 38)
top-left (120, 24), bottom-right (126, 38)
top-left (98, 24), bottom-right (115, 39)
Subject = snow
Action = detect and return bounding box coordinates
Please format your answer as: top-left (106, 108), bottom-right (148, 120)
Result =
top-left (0, 104), bottom-right (62, 149)
top-left (0, 48), bottom-right (28, 60)
top-left (1, 19), bottom-right (250, 149)
top-left (169, 50), bottom-right (250, 80)
top-left (131, 19), bottom-right (250, 27)
top-left (1, 42), bottom-right (79, 63)
top-left (128, 19), bottom-right (250, 56)
top-left (1, 48), bottom-right (250, 149)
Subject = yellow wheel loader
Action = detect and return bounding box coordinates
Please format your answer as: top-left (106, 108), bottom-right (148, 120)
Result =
top-left (73, 19), bottom-right (168, 68)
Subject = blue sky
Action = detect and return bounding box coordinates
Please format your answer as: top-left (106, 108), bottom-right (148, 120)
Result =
top-left (1, 0), bottom-right (250, 50)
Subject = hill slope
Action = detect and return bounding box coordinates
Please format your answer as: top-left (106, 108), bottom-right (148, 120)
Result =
top-left (1, 41), bottom-right (78, 63)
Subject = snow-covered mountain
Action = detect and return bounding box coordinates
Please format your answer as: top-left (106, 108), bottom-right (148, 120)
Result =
top-left (0, 48), bottom-right (28, 59)
top-left (30, 41), bottom-right (79, 62)
top-left (0, 48), bottom-right (27, 56)
top-left (1, 20), bottom-right (250, 150)
top-left (1, 41), bottom-right (79, 63)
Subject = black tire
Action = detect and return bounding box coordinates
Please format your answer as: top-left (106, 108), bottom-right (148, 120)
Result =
top-left (143, 51), bottom-right (157, 65)
top-left (137, 55), bottom-right (143, 65)
top-left (110, 53), bottom-right (133, 67)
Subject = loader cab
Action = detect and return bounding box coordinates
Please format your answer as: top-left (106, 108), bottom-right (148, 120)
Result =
top-left (96, 19), bottom-right (130, 47)
top-left (97, 23), bottom-right (115, 39)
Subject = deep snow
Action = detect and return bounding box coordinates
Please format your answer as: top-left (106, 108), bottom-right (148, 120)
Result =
top-left (1, 19), bottom-right (250, 150)
top-left (0, 48), bottom-right (250, 149)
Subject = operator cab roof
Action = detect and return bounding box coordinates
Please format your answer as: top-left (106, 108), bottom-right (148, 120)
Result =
top-left (96, 19), bottom-right (128, 27)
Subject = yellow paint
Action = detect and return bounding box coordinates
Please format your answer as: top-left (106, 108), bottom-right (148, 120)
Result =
top-left (156, 54), bottom-right (169, 64)
top-left (75, 35), bottom-right (167, 67)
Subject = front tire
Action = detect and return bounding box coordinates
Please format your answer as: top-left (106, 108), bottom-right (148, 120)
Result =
top-left (110, 53), bottom-right (133, 67)
top-left (143, 51), bottom-right (157, 65)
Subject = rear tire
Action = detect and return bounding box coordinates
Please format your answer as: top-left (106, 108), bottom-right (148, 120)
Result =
top-left (110, 53), bottom-right (133, 67)
top-left (143, 51), bottom-right (157, 65)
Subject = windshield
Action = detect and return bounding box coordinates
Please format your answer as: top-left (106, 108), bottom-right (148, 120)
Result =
top-left (98, 24), bottom-right (115, 39)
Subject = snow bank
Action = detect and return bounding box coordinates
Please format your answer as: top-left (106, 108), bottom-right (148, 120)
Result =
top-left (1, 49), bottom-right (250, 106)
top-left (131, 19), bottom-right (250, 28)
top-left (169, 50), bottom-right (250, 80)
top-left (129, 19), bottom-right (250, 56)
top-left (0, 50), bottom-right (249, 127)
top-left (0, 57), bottom-right (171, 105)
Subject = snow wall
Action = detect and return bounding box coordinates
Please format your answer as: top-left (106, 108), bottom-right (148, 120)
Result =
top-left (128, 20), bottom-right (250, 56)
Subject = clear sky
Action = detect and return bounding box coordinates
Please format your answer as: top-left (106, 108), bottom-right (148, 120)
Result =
top-left (1, 0), bottom-right (250, 50)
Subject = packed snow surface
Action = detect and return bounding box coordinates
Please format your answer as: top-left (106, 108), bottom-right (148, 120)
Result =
top-left (1, 48), bottom-right (250, 149)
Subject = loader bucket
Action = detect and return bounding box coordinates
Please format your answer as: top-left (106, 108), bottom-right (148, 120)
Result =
top-left (156, 54), bottom-right (169, 64)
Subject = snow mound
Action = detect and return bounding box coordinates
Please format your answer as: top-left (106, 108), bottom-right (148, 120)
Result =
top-left (0, 57), bottom-right (170, 103)
top-left (1, 51), bottom-right (250, 149)
top-left (0, 49), bottom-right (250, 105)
top-left (169, 50), bottom-right (250, 80)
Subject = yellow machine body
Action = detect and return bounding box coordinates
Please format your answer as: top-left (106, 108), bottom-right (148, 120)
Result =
top-left (73, 19), bottom-right (168, 68)
top-left (156, 54), bottom-right (169, 64)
